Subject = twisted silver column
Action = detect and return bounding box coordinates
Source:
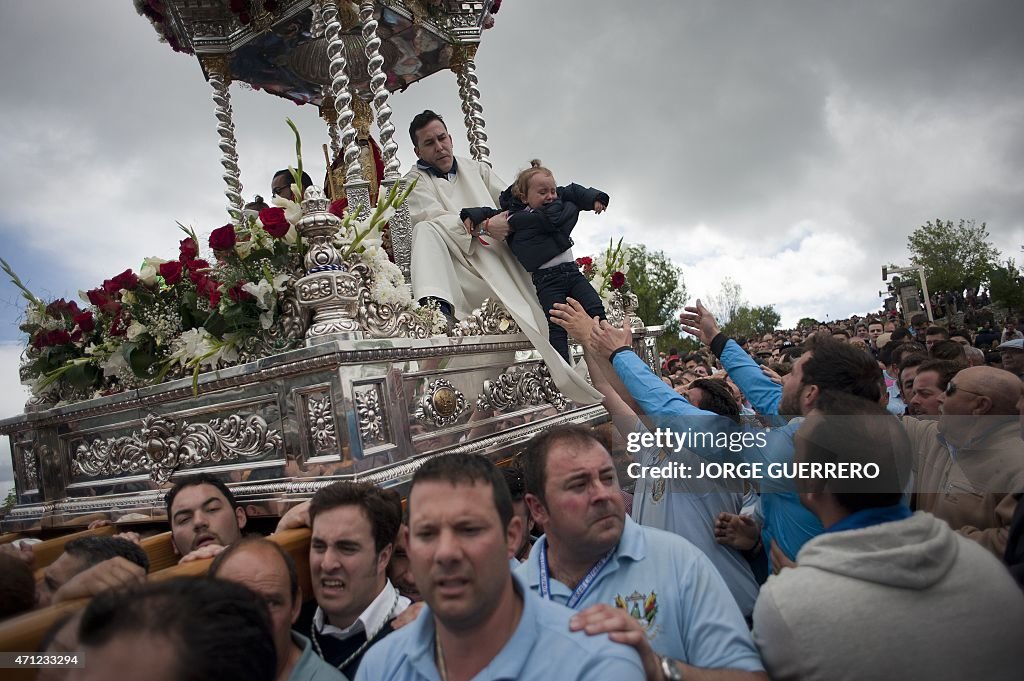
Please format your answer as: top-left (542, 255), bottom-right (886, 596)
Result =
top-left (321, 85), bottom-right (342, 161)
top-left (360, 1), bottom-right (401, 182)
top-left (455, 67), bottom-right (479, 159)
top-left (453, 47), bottom-right (491, 166)
top-left (207, 62), bottom-right (244, 222)
top-left (320, 0), bottom-right (363, 188)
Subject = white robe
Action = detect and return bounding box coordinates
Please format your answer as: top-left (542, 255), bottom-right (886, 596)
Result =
top-left (405, 157), bottom-right (601, 405)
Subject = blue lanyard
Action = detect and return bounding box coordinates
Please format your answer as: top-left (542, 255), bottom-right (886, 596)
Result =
top-left (538, 543), bottom-right (616, 609)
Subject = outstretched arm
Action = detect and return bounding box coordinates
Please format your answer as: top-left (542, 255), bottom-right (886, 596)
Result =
top-left (679, 299), bottom-right (783, 417)
top-left (550, 299), bottom-right (640, 416)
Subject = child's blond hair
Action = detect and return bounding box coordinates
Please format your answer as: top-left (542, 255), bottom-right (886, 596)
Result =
top-left (511, 159), bottom-right (554, 202)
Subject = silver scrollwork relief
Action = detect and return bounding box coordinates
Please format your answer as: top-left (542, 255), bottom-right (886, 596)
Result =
top-left (354, 386), bottom-right (386, 445)
top-left (477, 364), bottom-right (569, 413)
top-left (22, 446), bottom-right (40, 489)
top-left (73, 413), bottom-right (282, 484)
top-left (307, 395), bottom-right (338, 452)
top-left (415, 378), bottom-right (469, 427)
top-left (453, 298), bottom-right (521, 336)
top-left (605, 290), bottom-right (644, 331)
top-left (348, 263), bottom-right (432, 338)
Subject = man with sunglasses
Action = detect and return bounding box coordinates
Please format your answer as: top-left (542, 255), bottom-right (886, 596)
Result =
top-left (904, 366), bottom-right (1024, 558)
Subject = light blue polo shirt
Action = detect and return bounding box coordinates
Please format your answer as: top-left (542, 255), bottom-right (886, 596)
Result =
top-left (612, 348), bottom-right (824, 560)
top-left (354, 573), bottom-right (644, 681)
top-left (517, 517), bottom-right (764, 672)
top-left (629, 419), bottom-right (760, 618)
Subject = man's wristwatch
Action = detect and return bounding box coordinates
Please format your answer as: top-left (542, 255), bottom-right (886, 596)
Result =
top-left (660, 656), bottom-right (683, 681)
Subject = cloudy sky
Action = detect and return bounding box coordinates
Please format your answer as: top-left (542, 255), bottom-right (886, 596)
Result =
top-left (2, 0), bottom-right (1024, 491)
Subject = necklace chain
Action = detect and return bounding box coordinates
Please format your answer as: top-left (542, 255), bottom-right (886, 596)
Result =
top-left (435, 631), bottom-right (449, 681)
top-left (310, 590), bottom-right (401, 673)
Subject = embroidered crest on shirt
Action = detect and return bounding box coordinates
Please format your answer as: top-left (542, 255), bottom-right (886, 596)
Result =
top-left (615, 591), bottom-right (660, 638)
top-left (651, 451), bottom-right (667, 502)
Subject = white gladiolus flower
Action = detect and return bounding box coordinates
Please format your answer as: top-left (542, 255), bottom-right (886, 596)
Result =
top-left (272, 195), bottom-right (303, 226)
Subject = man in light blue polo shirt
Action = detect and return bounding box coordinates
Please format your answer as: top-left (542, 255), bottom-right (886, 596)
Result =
top-left (590, 302), bottom-right (883, 565)
top-left (517, 425), bottom-right (767, 680)
top-left (356, 453), bottom-right (645, 681)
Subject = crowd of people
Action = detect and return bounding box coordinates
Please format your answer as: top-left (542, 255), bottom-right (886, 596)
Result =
top-left (2, 109), bottom-right (1024, 680)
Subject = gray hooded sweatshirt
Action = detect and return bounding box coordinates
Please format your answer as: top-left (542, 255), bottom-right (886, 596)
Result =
top-left (752, 511), bottom-right (1024, 680)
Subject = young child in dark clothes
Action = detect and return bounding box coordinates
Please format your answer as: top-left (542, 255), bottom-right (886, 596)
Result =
top-left (461, 160), bottom-right (609, 363)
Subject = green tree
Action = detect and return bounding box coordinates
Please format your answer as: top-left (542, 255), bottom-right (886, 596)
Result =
top-left (708, 277), bottom-right (744, 328)
top-left (723, 304), bottom-right (782, 339)
top-left (798, 317), bottom-right (820, 328)
top-left (906, 219), bottom-right (1000, 293)
top-left (989, 259), bottom-right (1024, 314)
top-left (2, 487), bottom-right (15, 516)
top-left (625, 245), bottom-right (687, 352)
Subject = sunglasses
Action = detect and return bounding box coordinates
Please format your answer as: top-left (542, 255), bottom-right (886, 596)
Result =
top-left (944, 382), bottom-right (984, 398)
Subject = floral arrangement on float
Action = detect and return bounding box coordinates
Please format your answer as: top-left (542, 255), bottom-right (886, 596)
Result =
top-left (4, 121), bottom-right (442, 407)
top-left (576, 237), bottom-right (630, 309)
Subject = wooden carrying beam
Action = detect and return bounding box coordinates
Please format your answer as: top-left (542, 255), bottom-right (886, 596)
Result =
top-left (0, 529), bottom-right (313, 661)
top-left (30, 525), bottom-right (116, 571)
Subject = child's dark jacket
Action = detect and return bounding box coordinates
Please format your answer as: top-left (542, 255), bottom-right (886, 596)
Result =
top-left (460, 183), bottom-right (609, 272)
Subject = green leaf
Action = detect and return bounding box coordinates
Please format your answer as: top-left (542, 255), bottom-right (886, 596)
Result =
top-left (64, 362), bottom-right (99, 389)
top-left (128, 344), bottom-right (160, 379)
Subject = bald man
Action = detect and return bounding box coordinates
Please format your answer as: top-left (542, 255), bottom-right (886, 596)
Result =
top-left (904, 366), bottom-right (1024, 557)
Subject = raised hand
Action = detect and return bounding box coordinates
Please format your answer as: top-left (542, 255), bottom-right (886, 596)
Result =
top-left (550, 298), bottom-right (599, 343)
top-left (678, 298), bottom-right (721, 346)
top-left (589, 319), bottom-right (633, 359)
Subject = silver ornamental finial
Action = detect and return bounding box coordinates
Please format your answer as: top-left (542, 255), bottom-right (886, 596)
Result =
top-left (294, 184), bottom-right (364, 342)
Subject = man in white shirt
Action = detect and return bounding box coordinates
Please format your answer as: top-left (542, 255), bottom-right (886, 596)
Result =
top-left (404, 110), bottom-right (601, 405)
top-left (301, 482), bottom-right (410, 679)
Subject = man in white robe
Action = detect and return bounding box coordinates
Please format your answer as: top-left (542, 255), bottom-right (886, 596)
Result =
top-left (405, 110), bottom-right (600, 404)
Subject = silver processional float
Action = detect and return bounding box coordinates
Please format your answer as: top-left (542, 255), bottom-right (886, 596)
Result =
top-left (0, 0), bottom-right (660, 532)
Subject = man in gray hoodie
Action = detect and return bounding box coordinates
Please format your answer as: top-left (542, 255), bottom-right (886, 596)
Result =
top-left (752, 391), bottom-right (1024, 681)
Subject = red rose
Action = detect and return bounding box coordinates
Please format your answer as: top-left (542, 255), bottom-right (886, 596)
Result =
top-left (109, 311), bottom-right (129, 337)
top-left (228, 282), bottom-right (254, 302)
top-left (85, 288), bottom-right (121, 314)
top-left (103, 269), bottom-right (139, 295)
top-left (328, 198), bottom-right (348, 219)
top-left (259, 207), bottom-right (290, 238)
top-left (45, 298), bottom-right (81, 319)
top-left (49, 330), bottom-right (72, 346)
top-left (611, 271), bottom-right (626, 290)
top-left (159, 261), bottom-right (184, 285)
top-left (74, 311), bottom-right (95, 333)
top-left (209, 223), bottom-right (237, 251)
top-left (195, 275), bottom-right (222, 306)
top-left (184, 258), bottom-right (210, 282)
top-left (179, 236), bottom-right (199, 262)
